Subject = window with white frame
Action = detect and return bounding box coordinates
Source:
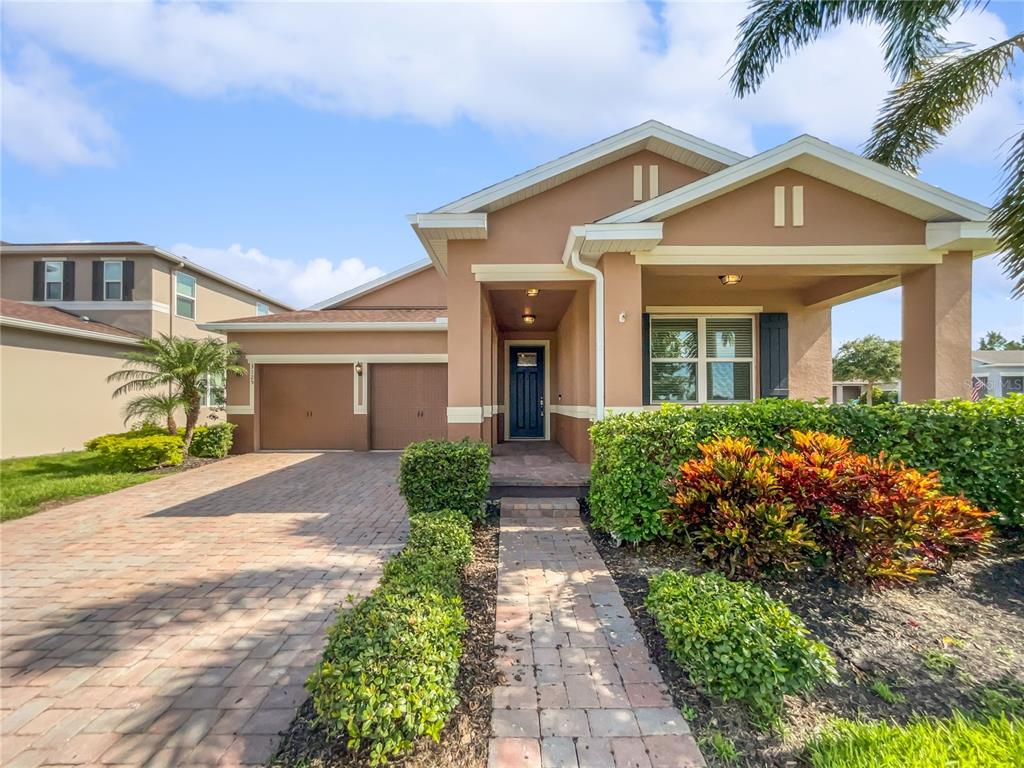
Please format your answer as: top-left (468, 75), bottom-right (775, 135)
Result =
top-left (650, 316), bottom-right (755, 404)
top-left (201, 370), bottom-right (226, 407)
top-left (256, 302), bottom-right (270, 316)
top-left (176, 273), bottom-right (196, 319)
top-left (104, 261), bottom-right (123, 300)
top-left (44, 261), bottom-right (64, 300)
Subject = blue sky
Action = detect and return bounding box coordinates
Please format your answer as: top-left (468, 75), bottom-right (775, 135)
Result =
top-left (2, 1), bottom-right (1021, 348)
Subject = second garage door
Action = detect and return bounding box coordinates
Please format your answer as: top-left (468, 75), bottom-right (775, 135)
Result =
top-left (259, 363), bottom-right (357, 450)
top-left (370, 363), bottom-right (447, 449)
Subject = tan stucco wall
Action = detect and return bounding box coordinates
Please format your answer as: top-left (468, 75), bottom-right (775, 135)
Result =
top-left (603, 253), bottom-right (645, 407)
top-left (552, 287), bottom-right (594, 462)
top-left (0, 328), bottom-right (132, 458)
top-left (660, 168), bottom-right (926, 246)
top-left (340, 267), bottom-right (447, 308)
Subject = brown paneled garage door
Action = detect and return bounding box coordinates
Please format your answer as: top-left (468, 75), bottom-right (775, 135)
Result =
top-left (370, 364), bottom-right (447, 449)
top-left (259, 364), bottom-right (357, 450)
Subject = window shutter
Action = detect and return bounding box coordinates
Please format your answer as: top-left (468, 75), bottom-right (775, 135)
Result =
top-left (63, 261), bottom-right (76, 300)
top-left (642, 312), bottom-right (651, 406)
top-left (123, 260), bottom-right (134, 301)
top-left (759, 313), bottom-right (789, 398)
top-left (32, 262), bottom-right (45, 301)
top-left (92, 261), bottom-right (104, 301)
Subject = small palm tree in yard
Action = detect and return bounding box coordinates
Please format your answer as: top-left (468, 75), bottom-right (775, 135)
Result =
top-left (121, 393), bottom-right (189, 434)
top-left (109, 335), bottom-right (245, 451)
top-left (731, 0), bottom-right (1024, 295)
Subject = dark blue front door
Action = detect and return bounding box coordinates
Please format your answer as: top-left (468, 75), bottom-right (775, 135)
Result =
top-left (509, 346), bottom-right (544, 438)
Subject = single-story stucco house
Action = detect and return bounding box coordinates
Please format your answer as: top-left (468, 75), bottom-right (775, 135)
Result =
top-left (972, 349), bottom-right (1024, 398)
top-left (199, 120), bottom-right (998, 463)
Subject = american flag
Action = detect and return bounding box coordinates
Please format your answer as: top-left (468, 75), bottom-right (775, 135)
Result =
top-left (971, 377), bottom-right (987, 401)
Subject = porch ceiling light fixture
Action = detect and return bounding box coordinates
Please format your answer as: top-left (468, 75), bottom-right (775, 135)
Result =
top-left (522, 312), bottom-right (537, 325)
top-left (526, 287), bottom-right (540, 297)
top-left (719, 274), bottom-right (743, 286)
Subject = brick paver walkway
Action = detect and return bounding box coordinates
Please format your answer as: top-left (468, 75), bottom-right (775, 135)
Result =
top-left (0, 452), bottom-right (406, 768)
top-left (489, 499), bottom-right (705, 768)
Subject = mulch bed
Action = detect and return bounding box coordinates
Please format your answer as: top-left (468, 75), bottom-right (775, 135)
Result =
top-left (587, 509), bottom-right (1024, 768)
top-left (269, 513), bottom-right (500, 768)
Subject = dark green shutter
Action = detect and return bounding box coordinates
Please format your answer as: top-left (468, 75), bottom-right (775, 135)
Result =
top-left (123, 260), bottom-right (134, 301)
top-left (642, 312), bottom-right (651, 405)
top-left (63, 261), bottom-right (75, 300)
top-left (32, 262), bottom-right (44, 301)
top-left (759, 313), bottom-right (789, 398)
top-left (92, 261), bottom-right (103, 300)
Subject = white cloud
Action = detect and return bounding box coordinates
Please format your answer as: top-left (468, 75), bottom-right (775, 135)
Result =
top-left (5, 1), bottom-right (1019, 163)
top-left (169, 243), bottom-right (385, 308)
top-left (1, 46), bottom-right (117, 171)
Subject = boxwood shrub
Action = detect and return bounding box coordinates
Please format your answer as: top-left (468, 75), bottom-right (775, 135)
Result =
top-left (307, 511), bottom-right (472, 764)
top-left (88, 434), bottom-right (184, 472)
top-left (590, 396), bottom-right (1024, 541)
top-left (399, 439), bottom-right (490, 520)
top-left (180, 422), bottom-right (236, 458)
top-left (646, 570), bottom-right (836, 719)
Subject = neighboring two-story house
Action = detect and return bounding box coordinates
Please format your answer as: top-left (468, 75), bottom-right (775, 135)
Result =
top-left (0, 242), bottom-right (292, 457)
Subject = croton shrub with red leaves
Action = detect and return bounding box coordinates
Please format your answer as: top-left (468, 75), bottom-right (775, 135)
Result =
top-left (666, 430), bottom-right (994, 584)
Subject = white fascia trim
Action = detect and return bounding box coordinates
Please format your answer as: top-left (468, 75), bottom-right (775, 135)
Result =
top-left (925, 221), bottom-right (999, 255)
top-left (550, 404), bottom-right (596, 419)
top-left (247, 354), bottom-right (448, 364)
top-left (601, 134), bottom-right (991, 224)
top-left (635, 245), bottom-right (940, 266)
top-left (0, 316), bottom-right (141, 346)
top-left (26, 300), bottom-right (170, 313)
top-left (433, 120), bottom-right (746, 214)
top-left (447, 406), bottom-right (484, 423)
top-left (306, 259), bottom-right (433, 310)
top-left (196, 320), bottom-right (448, 332)
top-left (413, 212), bottom-right (488, 233)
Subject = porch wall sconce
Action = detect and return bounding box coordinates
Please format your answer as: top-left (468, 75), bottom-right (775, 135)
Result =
top-left (526, 287), bottom-right (540, 297)
top-left (719, 274), bottom-right (743, 286)
top-left (522, 313), bottom-right (536, 325)
top-left (355, 362), bottom-right (364, 376)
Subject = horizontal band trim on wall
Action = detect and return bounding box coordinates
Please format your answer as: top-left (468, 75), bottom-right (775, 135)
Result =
top-left (245, 354), bottom-right (447, 364)
top-left (226, 405), bottom-right (254, 415)
top-left (645, 305), bottom-right (764, 314)
top-left (634, 245), bottom-right (941, 266)
top-left (550, 404), bottom-right (596, 419)
top-left (447, 406), bottom-right (484, 423)
top-left (198, 321), bottom-right (448, 332)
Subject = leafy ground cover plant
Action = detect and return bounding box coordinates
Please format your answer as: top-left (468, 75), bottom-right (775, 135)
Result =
top-left (87, 433), bottom-right (184, 472)
top-left (805, 712), bottom-right (1023, 768)
top-left (307, 512), bottom-right (473, 765)
top-left (645, 570), bottom-right (836, 720)
top-left (399, 439), bottom-right (490, 520)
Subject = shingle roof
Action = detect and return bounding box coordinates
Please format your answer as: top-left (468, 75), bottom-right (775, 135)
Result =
top-left (0, 299), bottom-right (139, 340)
top-left (214, 307), bottom-right (447, 324)
top-left (972, 349), bottom-right (1024, 365)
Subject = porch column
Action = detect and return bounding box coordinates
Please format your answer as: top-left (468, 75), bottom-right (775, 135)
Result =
top-left (901, 250), bottom-right (972, 402)
top-left (447, 253), bottom-right (484, 440)
top-left (602, 252), bottom-right (643, 408)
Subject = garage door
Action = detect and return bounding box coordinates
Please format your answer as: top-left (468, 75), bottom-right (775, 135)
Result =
top-left (259, 364), bottom-right (356, 450)
top-left (370, 364), bottom-right (447, 449)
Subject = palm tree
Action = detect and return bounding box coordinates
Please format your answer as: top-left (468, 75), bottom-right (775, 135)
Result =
top-left (730, 0), bottom-right (1024, 295)
top-left (122, 393), bottom-right (188, 434)
top-left (109, 335), bottom-right (245, 450)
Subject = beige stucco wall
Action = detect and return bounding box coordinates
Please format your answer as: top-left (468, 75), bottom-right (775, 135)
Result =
top-left (553, 287), bottom-right (593, 462)
top-left (341, 266), bottom-right (447, 308)
top-left (0, 328), bottom-right (134, 458)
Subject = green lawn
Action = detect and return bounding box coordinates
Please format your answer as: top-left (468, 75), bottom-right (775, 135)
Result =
top-left (0, 450), bottom-right (176, 522)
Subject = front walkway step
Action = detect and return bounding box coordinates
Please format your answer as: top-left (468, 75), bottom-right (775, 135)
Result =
top-left (488, 501), bottom-right (706, 768)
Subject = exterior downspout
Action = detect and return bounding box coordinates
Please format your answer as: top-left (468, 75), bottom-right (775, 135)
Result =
top-left (566, 226), bottom-right (605, 421)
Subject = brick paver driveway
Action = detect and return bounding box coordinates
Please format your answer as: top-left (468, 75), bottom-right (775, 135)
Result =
top-left (0, 452), bottom-right (406, 768)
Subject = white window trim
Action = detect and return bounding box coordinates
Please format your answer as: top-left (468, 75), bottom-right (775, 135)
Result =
top-left (104, 260), bottom-right (124, 301)
top-left (175, 272), bottom-right (197, 319)
top-left (202, 370), bottom-right (226, 408)
top-left (255, 302), bottom-right (270, 316)
top-left (44, 261), bottom-right (64, 301)
top-left (649, 314), bottom-right (756, 405)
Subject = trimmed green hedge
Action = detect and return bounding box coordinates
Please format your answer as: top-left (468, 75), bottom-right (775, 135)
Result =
top-left (590, 396), bottom-right (1024, 542)
top-left (179, 423), bottom-right (236, 458)
top-left (87, 434), bottom-right (184, 472)
top-left (399, 439), bottom-right (490, 520)
top-left (307, 511), bottom-right (472, 764)
top-left (646, 570), bottom-right (836, 719)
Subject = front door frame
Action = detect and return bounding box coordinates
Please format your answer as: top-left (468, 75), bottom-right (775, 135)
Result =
top-left (503, 339), bottom-right (550, 441)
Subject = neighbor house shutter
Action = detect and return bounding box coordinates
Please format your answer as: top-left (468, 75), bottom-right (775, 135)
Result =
top-left (123, 260), bottom-right (135, 301)
top-left (641, 312), bottom-right (651, 406)
top-left (92, 261), bottom-right (104, 300)
top-left (759, 313), bottom-right (789, 398)
top-left (63, 261), bottom-right (76, 300)
top-left (32, 262), bottom-right (45, 301)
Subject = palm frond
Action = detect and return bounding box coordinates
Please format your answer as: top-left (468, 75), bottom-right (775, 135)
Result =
top-left (992, 131), bottom-right (1024, 297)
top-left (865, 33), bottom-right (1023, 173)
top-left (731, 0), bottom-right (969, 97)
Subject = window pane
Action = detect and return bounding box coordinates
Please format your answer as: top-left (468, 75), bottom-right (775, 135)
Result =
top-left (176, 296), bottom-right (195, 319)
top-left (177, 274), bottom-right (196, 298)
top-left (1005, 377), bottom-right (1024, 395)
top-left (651, 318), bottom-right (697, 359)
top-left (706, 318), bottom-right (753, 358)
top-left (516, 352), bottom-right (538, 367)
top-left (105, 282), bottom-right (121, 300)
top-left (45, 282), bottom-right (63, 300)
top-left (256, 302), bottom-right (270, 316)
top-left (652, 362), bottom-right (697, 402)
top-left (707, 362), bottom-right (752, 401)
top-left (45, 262), bottom-right (63, 281)
top-left (104, 261), bottom-right (122, 281)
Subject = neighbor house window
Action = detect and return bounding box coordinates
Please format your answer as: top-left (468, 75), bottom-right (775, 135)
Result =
top-left (256, 302), bottom-right (270, 316)
top-left (650, 316), bottom-right (755, 404)
top-left (44, 261), bottom-right (64, 300)
top-left (104, 261), bottom-right (123, 300)
top-left (1005, 376), bottom-right (1024, 396)
top-left (176, 273), bottom-right (196, 319)
top-left (202, 370), bottom-right (226, 407)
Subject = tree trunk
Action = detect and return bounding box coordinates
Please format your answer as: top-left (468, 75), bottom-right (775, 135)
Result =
top-left (182, 394), bottom-right (201, 453)
top-left (166, 413), bottom-right (178, 434)
top-left (866, 381), bottom-right (874, 406)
